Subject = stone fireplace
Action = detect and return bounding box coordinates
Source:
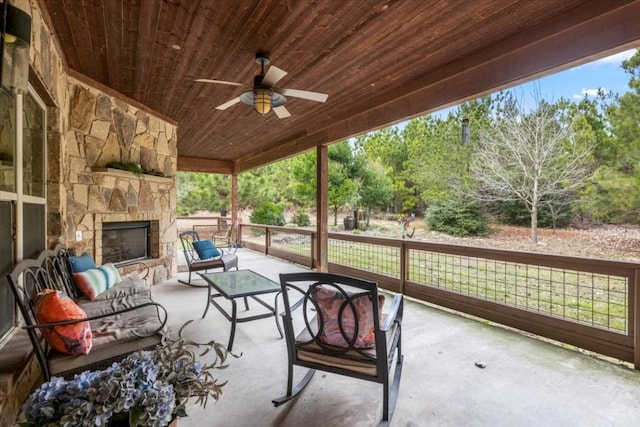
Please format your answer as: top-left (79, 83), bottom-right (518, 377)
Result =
top-left (62, 83), bottom-right (179, 282)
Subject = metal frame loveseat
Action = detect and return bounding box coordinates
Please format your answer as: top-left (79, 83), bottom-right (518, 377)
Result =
top-left (7, 244), bottom-right (167, 381)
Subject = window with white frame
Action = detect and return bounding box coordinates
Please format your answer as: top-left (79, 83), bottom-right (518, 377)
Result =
top-left (0, 86), bottom-right (46, 343)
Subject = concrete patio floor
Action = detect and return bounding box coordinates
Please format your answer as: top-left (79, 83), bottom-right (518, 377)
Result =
top-left (153, 249), bottom-right (640, 426)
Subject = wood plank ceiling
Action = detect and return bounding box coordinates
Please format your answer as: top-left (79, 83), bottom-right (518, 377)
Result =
top-left (40, 0), bottom-right (640, 174)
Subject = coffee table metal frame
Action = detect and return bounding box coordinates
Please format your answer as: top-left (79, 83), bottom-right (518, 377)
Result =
top-left (198, 269), bottom-right (283, 351)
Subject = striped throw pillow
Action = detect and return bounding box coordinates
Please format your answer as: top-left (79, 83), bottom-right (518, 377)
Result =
top-left (73, 263), bottom-right (122, 300)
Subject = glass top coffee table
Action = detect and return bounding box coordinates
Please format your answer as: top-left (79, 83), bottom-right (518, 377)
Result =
top-left (198, 270), bottom-right (283, 351)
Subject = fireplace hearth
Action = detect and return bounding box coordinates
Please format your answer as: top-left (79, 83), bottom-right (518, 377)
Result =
top-left (102, 221), bottom-right (152, 265)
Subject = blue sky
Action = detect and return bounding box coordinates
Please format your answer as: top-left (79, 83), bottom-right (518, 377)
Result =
top-left (521, 48), bottom-right (637, 101)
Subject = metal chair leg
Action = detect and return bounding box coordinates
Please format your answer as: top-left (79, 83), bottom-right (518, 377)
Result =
top-left (178, 269), bottom-right (208, 288)
top-left (272, 368), bottom-right (316, 407)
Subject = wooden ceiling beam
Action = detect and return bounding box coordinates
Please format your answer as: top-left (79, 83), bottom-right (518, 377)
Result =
top-left (235, 0), bottom-right (640, 173)
top-left (177, 156), bottom-right (234, 174)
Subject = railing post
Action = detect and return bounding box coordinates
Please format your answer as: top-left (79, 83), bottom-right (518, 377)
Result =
top-left (400, 242), bottom-right (408, 294)
top-left (316, 145), bottom-right (328, 272)
top-left (634, 268), bottom-right (640, 369)
top-left (266, 226), bottom-right (271, 255)
top-left (311, 231), bottom-right (316, 269)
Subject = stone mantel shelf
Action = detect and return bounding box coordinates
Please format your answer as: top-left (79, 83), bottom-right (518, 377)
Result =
top-left (90, 167), bottom-right (173, 182)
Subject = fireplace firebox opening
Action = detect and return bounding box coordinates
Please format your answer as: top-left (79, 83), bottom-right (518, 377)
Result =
top-left (102, 221), bottom-right (152, 265)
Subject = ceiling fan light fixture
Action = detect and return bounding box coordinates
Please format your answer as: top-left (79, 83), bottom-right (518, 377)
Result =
top-left (203, 52), bottom-right (326, 118)
top-left (254, 88), bottom-right (272, 115)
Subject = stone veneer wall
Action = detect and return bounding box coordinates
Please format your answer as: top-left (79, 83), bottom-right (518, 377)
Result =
top-left (64, 82), bottom-right (178, 283)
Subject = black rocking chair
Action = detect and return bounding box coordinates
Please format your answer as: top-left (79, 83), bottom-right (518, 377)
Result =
top-left (178, 230), bottom-right (239, 287)
top-left (273, 272), bottom-right (403, 425)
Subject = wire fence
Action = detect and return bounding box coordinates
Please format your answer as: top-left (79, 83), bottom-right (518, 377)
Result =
top-left (239, 224), bottom-right (634, 337)
top-left (270, 229), bottom-right (312, 257)
top-left (408, 249), bottom-right (628, 332)
top-left (329, 237), bottom-right (401, 279)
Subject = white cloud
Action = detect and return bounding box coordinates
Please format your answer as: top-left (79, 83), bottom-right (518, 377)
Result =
top-left (595, 49), bottom-right (636, 65)
top-left (573, 88), bottom-right (608, 99)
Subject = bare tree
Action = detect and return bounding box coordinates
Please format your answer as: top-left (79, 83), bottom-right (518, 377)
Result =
top-left (470, 96), bottom-right (592, 243)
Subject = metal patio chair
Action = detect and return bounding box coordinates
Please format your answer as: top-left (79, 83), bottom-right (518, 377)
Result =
top-left (178, 230), bottom-right (238, 287)
top-left (212, 221), bottom-right (238, 254)
top-left (273, 272), bottom-right (403, 424)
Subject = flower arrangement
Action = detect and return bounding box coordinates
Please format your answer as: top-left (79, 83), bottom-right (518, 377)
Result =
top-left (20, 321), bottom-right (233, 427)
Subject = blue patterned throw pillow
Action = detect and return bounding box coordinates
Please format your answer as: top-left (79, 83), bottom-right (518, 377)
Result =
top-left (192, 240), bottom-right (221, 260)
top-left (67, 252), bottom-right (97, 273)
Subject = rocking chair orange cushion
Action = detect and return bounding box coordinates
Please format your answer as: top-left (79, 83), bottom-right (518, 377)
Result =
top-left (35, 289), bottom-right (92, 355)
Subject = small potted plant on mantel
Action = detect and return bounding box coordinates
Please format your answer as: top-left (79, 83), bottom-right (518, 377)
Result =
top-left (19, 321), bottom-right (233, 427)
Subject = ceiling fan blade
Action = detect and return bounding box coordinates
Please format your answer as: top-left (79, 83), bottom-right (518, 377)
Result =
top-left (216, 97), bottom-right (242, 110)
top-left (262, 65), bottom-right (287, 87)
top-left (195, 78), bottom-right (246, 87)
top-left (273, 105), bottom-right (291, 119)
top-left (275, 88), bottom-right (328, 103)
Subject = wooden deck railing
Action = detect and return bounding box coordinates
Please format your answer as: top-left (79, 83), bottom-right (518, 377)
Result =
top-left (239, 223), bottom-right (640, 369)
top-left (177, 216), bottom-right (232, 237)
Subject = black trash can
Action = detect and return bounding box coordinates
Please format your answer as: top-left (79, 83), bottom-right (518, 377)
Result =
top-left (343, 216), bottom-right (355, 230)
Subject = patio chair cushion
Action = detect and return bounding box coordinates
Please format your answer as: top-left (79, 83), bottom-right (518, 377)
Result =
top-left (34, 289), bottom-right (93, 355)
top-left (48, 297), bottom-right (164, 376)
top-left (67, 252), bottom-right (97, 273)
top-left (311, 285), bottom-right (385, 349)
top-left (296, 316), bottom-right (399, 377)
top-left (192, 239), bottom-right (221, 260)
top-left (73, 263), bottom-right (122, 301)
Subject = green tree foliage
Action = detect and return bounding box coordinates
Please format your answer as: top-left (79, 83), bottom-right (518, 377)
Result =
top-left (489, 198), bottom-right (572, 229)
top-left (291, 212), bottom-right (311, 226)
top-left (358, 161), bottom-right (393, 226)
top-left (291, 142), bottom-right (360, 225)
top-left (355, 128), bottom-right (410, 212)
top-left (609, 50), bottom-right (640, 173)
top-left (403, 115), bottom-right (468, 207)
top-left (355, 97), bottom-right (493, 216)
top-left (573, 49), bottom-right (640, 224)
top-left (249, 202), bottom-right (285, 226)
top-left (177, 158), bottom-right (297, 215)
top-left (576, 49), bottom-right (640, 224)
top-left (238, 160), bottom-right (296, 209)
top-left (578, 167), bottom-right (640, 224)
top-left (176, 172), bottom-right (230, 216)
top-left (425, 197), bottom-right (489, 237)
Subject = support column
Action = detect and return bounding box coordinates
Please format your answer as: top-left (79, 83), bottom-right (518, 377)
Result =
top-left (634, 268), bottom-right (640, 369)
top-left (231, 172), bottom-right (238, 241)
top-left (316, 145), bottom-right (328, 272)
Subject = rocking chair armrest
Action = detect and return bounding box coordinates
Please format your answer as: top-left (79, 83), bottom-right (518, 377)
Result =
top-left (23, 301), bottom-right (168, 337)
top-left (289, 294), bottom-right (306, 312)
top-left (278, 293), bottom-right (305, 319)
top-left (381, 293), bottom-right (403, 332)
top-left (212, 234), bottom-right (226, 244)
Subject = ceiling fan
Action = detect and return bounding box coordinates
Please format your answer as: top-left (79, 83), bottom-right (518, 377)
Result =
top-left (196, 53), bottom-right (328, 119)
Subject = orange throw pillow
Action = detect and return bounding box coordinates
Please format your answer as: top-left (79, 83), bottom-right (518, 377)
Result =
top-left (34, 289), bottom-right (92, 355)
